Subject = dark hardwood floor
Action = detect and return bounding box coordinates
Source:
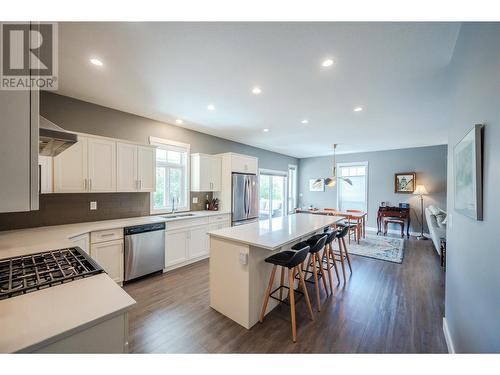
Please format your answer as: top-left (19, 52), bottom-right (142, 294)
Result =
top-left (124, 236), bottom-right (447, 353)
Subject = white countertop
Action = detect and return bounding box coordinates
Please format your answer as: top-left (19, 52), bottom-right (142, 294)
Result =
top-left (0, 273), bottom-right (135, 353)
top-left (208, 213), bottom-right (341, 250)
top-left (0, 210), bottom-right (229, 353)
top-left (0, 211), bottom-right (230, 258)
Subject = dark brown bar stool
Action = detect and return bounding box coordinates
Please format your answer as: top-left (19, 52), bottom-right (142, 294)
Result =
top-left (307, 230), bottom-right (340, 294)
top-left (301, 234), bottom-right (329, 311)
top-left (259, 243), bottom-right (314, 343)
top-left (326, 226), bottom-right (353, 284)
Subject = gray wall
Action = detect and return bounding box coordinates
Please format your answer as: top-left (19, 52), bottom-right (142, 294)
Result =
top-left (298, 145), bottom-right (448, 232)
top-left (444, 23), bottom-right (500, 353)
top-left (41, 93), bottom-right (298, 172)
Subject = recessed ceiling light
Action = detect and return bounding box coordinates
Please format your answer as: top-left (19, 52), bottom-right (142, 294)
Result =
top-left (207, 104), bottom-right (216, 111)
top-left (354, 107), bottom-right (363, 112)
top-left (252, 87), bottom-right (262, 95)
top-left (301, 119), bottom-right (309, 124)
top-left (321, 59), bottom-right (334, 67)
top-left (263, 128), bottom-right (269, 133)
top-left (89, 58), bottom-right (103, 66)
top-left (175, 119), bottom-right (183, 124)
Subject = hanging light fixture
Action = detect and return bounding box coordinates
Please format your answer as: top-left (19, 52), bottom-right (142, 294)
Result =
top-left (324, 144), bottom-right (352, 187)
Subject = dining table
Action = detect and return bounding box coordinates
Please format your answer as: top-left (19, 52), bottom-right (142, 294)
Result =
top-left (295, 208), bottom-right (367, 244)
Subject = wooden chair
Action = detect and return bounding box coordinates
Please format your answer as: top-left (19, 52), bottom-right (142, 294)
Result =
top-left (345, 209), bottom-right (363, 243)
top-left (384, 217), bottom-right (405, 238)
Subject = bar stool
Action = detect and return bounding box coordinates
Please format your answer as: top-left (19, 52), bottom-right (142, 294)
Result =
top-left (259, 243), bottom-right (314, 343)
top-left (327, 226), bottom-right (353, 284)
top-left (308, 230), bottom-right (340, 294)
top-left (301, 234), bottom-right (329, 311)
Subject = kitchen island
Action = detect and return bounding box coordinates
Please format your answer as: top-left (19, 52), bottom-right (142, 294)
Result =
top-left (208, 213), bottom-right (340, 329)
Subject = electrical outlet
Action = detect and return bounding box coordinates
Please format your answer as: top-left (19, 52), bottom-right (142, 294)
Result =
top-left (192, 197), bottom-right (199, 204)
top-left (90, 201), bottom-right (97, 210)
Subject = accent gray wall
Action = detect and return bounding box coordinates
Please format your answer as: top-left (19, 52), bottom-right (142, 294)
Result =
top-left (41, 93), bottom-right (298, 172)
top-left (444, 23), bottom-right (500, 353)
top-left (298, 145), bottom-right (448, 232)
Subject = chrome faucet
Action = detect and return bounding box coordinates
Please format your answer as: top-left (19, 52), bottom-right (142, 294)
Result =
top-left (171, 197), bottom-right (176, 214)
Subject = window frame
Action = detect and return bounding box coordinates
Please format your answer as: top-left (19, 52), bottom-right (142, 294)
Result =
top-left (287, 164), bottom-right (298, 214)
top-left (336, 161), bottom-right (369, 213)
top-left (258, 168), bottom-right (288, 219)
top-left (149, 136), bottom-right (190, 214)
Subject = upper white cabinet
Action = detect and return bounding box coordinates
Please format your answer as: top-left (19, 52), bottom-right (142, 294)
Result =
top-left (117, 143), bottom-right (155, 192)
top-left (191, 153), bottom-right (222, 192)
top-left (137, 146), bottom-right (156, 192)
top-left (0, 66), bottom-right (39, 212)
top-left (87, 137), bottom-right (116, 192)
top-left (54, 135), bottom-right (88, 193)
top-left (54, 134), bottom-right (156, 193)
top-left (229, 153), bottom-right (258, 174)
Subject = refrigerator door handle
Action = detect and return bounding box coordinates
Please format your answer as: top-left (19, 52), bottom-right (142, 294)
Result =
top-left (243, 177), bottom-right (249, 218)
top-left (247, 178), bottom-right (252, 217)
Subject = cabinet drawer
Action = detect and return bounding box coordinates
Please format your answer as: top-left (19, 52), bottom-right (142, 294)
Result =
top-left (166, 217), bottom-right (209, 231)
top-left (91, 228), bottom-right (123, 244)
top-left (208, 214), bottom-right (231, 223)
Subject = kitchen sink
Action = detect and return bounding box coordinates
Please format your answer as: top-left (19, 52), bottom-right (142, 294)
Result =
top-left (161, 213), bottom-right (196, 219)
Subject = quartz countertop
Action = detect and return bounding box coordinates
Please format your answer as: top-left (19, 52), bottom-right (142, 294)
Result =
top-left (208, 213), bottom-right (341, 250)
top-left (0, 273), bottom-right (135, 353)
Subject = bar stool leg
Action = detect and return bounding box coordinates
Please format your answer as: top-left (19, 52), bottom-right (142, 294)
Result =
top-left (341, 237), bottom-right (353, 273)
top-left (259, 265), bottom-right (277, 322)
top-left (312, 253), bottom-right (321, 311)
top-left (317, 252), bottom-right (328, 295)
top-left (322, 246), bottom-right (334, 294)
top-left (279, 267), bottom-right (285, 301)
top-left (297, 266), bottom-right (314, 321)
top-left (288, 267), bottom-right (297, 342)
top-left (329, 243), bottom-right (340, 283)
top-left (337, 238), bottom-right (347, 284)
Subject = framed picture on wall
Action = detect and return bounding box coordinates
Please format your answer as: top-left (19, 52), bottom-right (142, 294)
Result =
top-left (394, 172), bottom-right (416, 193)
top-left (454, 124), bottom-right (484, 220)
top-left (309, 179), bottom-right (325, 192)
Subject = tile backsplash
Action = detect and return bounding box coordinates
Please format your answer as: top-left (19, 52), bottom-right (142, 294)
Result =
top-left (0, 192), bottom-right (215, 232)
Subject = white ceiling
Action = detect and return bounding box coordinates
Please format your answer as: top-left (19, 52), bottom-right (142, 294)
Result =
top-left (56, 22), bottom-right (460, 158)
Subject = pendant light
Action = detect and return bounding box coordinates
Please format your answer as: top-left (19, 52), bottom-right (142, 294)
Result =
top-left (324, 144), bottom-right (352, 187)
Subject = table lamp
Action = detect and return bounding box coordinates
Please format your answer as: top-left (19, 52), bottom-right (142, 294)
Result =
top-left (414, 184), bottom-right (428, 240)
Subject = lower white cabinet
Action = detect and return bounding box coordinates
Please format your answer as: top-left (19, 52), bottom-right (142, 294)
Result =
top-left (164, 214), bottom-right (230, 271)
top-left (165, 228), bottom-right (190, 268)
top-left (91, 239), bottom-right (124, 284)
top-left (69, 233), bottom-right (90, 254)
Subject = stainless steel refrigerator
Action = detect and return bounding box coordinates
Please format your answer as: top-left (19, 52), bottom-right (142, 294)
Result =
top-left (231, 173), bottom-right (259, 226)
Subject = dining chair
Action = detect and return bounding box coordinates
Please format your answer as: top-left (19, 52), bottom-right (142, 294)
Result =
top-left (345, 209), bottom-right (363, 243)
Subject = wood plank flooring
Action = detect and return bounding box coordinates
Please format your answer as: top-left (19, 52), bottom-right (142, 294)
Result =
top-left (124, 236), bottom-right (447, 353)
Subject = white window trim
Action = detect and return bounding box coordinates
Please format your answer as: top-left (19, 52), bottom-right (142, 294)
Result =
top-left (149, 136), bottom-right (191, 214)
top-left (288, 164), bottom-right (298, 214)
top-left (336, 161), bottom-right (369, 213)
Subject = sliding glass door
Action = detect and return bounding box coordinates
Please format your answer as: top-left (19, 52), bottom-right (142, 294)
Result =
top-left (259, 171), bottom-right (287, 220)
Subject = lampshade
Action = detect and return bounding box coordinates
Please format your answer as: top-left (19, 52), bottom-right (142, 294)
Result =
top-left (414, 185), bottom-right (428, 195)
top-left (325, 178), bottom-right (336, 187)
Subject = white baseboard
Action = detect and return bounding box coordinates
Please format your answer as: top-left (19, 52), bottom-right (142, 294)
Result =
top-left (443, 317), bottom-right (456, 354)
top-left (365, 226), bottom-right (430, 238)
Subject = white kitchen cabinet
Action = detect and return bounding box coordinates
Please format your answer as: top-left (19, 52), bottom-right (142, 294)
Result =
top-left (91, 239), bottom-right (124, 284)
top-left (188, 226), bottom-right (209, 259)
top-left (38, 156), bottom-right (53, 194)
top-left (137, 146), bottom-right (156, 192)
top-left (0, 23), bottom-right (39, 213)
top-left (116, 143), bottom-right (155, 192)
top-left (53, 136), bottom-right (88, 193)
top-left (69, 233), bottom-right (90, 254)
top-left (191, 153), bottom-right (221, 192)
top-left (116, 142), bottom-right (138, 192)
top-left (230, 153), bottom-right (258, 174)
top-left (87, 137), bottom-right (116, 192)
top-left (165, 228), bottom-right (189, 268)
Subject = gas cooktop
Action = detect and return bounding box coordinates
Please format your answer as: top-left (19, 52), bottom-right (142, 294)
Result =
top-left (0, 247), bottom-right (103, 300)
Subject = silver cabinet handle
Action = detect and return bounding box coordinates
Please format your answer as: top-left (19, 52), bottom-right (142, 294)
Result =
top-left (139, 180), bottom-right (142, 190)
top-left (89, 178), bottom-right (92, 191)
top-left (84, 179), bottom-right (87, 191)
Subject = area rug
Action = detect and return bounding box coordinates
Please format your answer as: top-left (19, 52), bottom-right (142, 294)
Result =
top-left (345, 233), bottom-right (405, 264)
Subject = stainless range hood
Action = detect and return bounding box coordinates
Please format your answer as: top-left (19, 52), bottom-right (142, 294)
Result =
top-left (39, 116), bottom-right (78, 156)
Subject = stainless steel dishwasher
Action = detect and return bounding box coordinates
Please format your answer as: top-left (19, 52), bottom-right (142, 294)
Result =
top-left (124, 222), bottom-right (166, 282)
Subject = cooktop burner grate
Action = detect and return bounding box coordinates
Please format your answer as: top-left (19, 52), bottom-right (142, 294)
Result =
top-left (0, 247), bottom-right (103, 300)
